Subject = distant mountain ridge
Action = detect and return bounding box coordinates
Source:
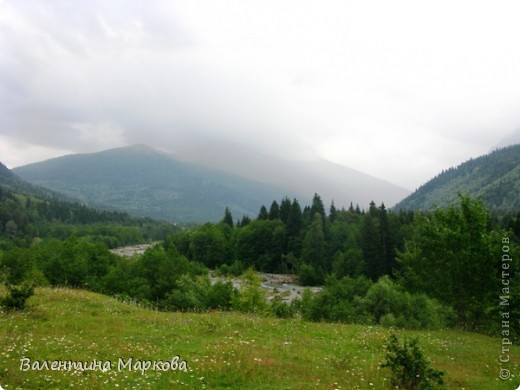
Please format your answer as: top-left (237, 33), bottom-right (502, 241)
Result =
top-left (13, 145), bottom-right (297, 223)
top-left (174, 141), bottom-right (410, 209)
top-left (0, 161), bottom-right (67, 200)
top-left (394, 144), bottom-right (520, 212)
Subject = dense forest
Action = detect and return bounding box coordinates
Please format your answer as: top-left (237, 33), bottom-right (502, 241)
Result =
top-left (395, 144), bottom-right (520, 211)
top-left (0, 185), bottom-right (180, 249)
top-left (1, 186), bottom-right (519, 342)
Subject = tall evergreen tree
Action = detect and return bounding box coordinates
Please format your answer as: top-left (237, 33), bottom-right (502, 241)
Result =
top-left (222, 207), bottom-right (233, 227)
top-left (257, 205), bottom-right (269, 221)
top-left (279, 197), bottom-right (292, 224)
top-left (310, 193), bottom-right (327, 226)
top-left (302, 212), bottom-right (326, 271)
top-left (286, 199), bottom-right (303, 255)
top-left (329, 201), bottom-right (338, 223)
top-left (240, 215), bottom-right (252, 227)
top-left (268, 201), bottom-right (280, 220)
top-left (361, 209), bottom-right (381, 280)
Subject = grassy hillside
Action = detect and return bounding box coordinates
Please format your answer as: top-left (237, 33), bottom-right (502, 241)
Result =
top-left (1, 288), bottom-right (518, 389)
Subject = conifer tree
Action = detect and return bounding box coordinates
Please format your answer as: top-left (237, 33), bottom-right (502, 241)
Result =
top-left (222, 207), bottom-right (234, 227)
top-left (257, 205), bottom-right (268, 220)
top-left (329, 201), bottom-right (337, 223)
top-left (302, 212), bottom-right (326, 272)
top-left (268, 201), bottom-right (280, 220)
top-left (310, 193), bottom-right (326, 227)
top-left (286, 199), bottom-right (303, 255)
top-left (279, 197), bottom-right (292, 224)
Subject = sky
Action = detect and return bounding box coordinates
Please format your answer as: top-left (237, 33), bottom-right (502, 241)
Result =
top-left (1, 0), bottom-right (520, 189)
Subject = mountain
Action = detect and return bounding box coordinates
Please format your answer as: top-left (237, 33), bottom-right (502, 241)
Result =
top-left (495, 128), bottom-right (520, 149)
top-left (174, 141), bottom-right (410, 209)
top-left (13, 145), bottom-right (298, 223)
top-left (0, 161), bottom-right (66, 200)
top-left (394, 144), bottom-right (520, 212)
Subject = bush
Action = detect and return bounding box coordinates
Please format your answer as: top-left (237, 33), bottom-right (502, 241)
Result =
top-left (0, 282), bottom-right (35, 311)
top-left (232, 268), bottom-right (267, 313)
top-left (206, 281), bottom-right (237, 310)
top-left (298, 263), bottom-right (323, 286)
top-left (382, 333), bottom-right (444, 389)
top-left (215, 260), bottom-right (244, 277)
top-left (363, 276), bottom-right (454, 329)
top-left (270, 298), bottom-right (297, 319)
top-left (163, 275), bottom-right (208, 312)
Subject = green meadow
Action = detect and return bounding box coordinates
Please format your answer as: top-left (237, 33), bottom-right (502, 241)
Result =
top-left (0, 287), bottom-right (518, 389)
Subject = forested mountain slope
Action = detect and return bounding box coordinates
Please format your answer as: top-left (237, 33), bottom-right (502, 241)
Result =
top-left (13, 145), bottom-right (294, 223)
top-left (0, 161), bottom-right (66, 200)
top-left (394, 144), bottom-right (520, 212)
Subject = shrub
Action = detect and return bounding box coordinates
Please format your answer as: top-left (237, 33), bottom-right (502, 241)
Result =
top-left (363, 276), bottom-right (454, 329)
top-left (298, 263), bottom-right (323, 286)
top-left (0, 282), bottom-right (35, 311)
top-left (270, 298), bottom-right (296, 318)
top-left (215, 260), bottom-right (244, 277)
top-left (382, 333), bottom-right (444, 389)
top-left (163, 275), bottom-right (211, 312)
top-left (232, 268), bottom-right (267, 313)
top-left (206, 280), bottom-right (237, 310)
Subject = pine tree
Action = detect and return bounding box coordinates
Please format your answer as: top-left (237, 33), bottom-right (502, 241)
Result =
top-left (222, 207), bottom-right (234, 227)
top-left (329, 201), bottom-right (337, 223)
top-left (268, 201), bottom-right (280, 220)
top-left (310, 193), bottom-right (326, 227)
top-left (279, 197), bottom-right (292, 224)
top-left (240, 215), bottom-right (251, 227)
top-left (286, 199), bottom-right (303, 255)
top-left (302, 212), bottom-right (326, 272)
top-left (257, 205), bottom-right (268, 220)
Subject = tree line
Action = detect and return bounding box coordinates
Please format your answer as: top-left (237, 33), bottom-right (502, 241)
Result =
top-left (0, 186), bottom-right (179, 249)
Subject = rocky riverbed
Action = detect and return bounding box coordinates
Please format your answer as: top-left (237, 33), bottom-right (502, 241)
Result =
top-left (111, 244), bottom-right (322, 302)
top-left (210, 272), bottom-right (322, 303)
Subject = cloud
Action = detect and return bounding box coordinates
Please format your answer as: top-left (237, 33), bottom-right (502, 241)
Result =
top-left (1, 0), bottom-right (520, 188)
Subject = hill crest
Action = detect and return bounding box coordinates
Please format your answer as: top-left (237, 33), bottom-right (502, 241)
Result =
top-left (13, 145), bottom-right (296, 223)
top-left (394, 144), bottom-right (520, 212)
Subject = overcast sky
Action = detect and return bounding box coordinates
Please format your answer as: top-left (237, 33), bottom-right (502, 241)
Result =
top-left (1, 0), bottom-right (520, 189)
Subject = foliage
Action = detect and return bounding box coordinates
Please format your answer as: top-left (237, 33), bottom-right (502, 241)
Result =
top-left (0, 183), bottom-right (179, 248)
top-left (0, 281), bottom-right (35, 311)
top-left (269, 298), bottom-right (298, 319)
top-left (215, 260), bottom-right (244, 277)
top-left (397, 195), bottom-right (517, 333)
top-left (301, 275), bottom-right (454, 329)
top-left (363, 277), bottom-right (456, 329)
top-left (395, 143), bottom-right (520, 212)
top-left (232, 268), bottom-right (268, 313)
top-left (382, 333), bottom-right (445, 389)
top-left (1, 188), bottom-right (519, 337)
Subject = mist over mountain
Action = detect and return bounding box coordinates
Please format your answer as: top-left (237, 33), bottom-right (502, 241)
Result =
top-left (394, 144), bottom-right (520, 212)
top-left (13, 144), bottom-right (410, 223)
top-left (174, 141), bottom-right (411, 210)
top-left (494, 128), bottom-right (520, 150)
top-left (13, 145), bottom-right (298, 223)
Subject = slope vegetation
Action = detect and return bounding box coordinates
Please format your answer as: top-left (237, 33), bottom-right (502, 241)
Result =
top-left (395, 144), bottom-right (520, 212)
top-left (0, 287), bottom-right (518, 389)
top-left (13, 145), bottom-right (293, 223)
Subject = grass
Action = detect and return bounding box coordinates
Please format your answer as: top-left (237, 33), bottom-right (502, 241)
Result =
top-left (0, 287), bottom-right (518, 389)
